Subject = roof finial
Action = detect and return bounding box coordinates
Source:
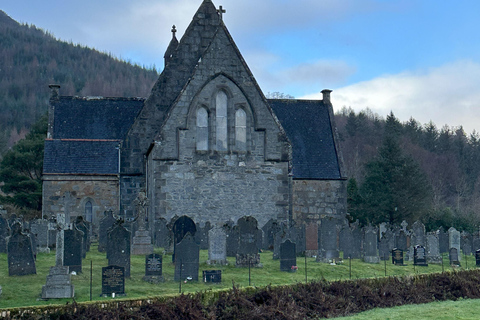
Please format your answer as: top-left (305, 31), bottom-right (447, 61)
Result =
top-left (217, 5), bottom-right (226, 20)
top-left (171, 25), bottom-right (177, 38)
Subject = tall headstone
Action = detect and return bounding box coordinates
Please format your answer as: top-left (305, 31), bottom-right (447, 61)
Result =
top-left (379, 228), bottom-right (395, 261)
top-left (317, 217), bottom-right (339, 263)
top-left (236, 216), bottom-right (261, 267)
top-left (261, 219), bottom-right (279, 250)
top-left (98, 210), bottom-right (116, 252)
top-left (41, 213), bottom-right (74, 299)
top-left (280, 239), bottom-right (296, 272)
top-left (154, 218), bottom-right (170, 248)
top-left (340, 224), bottom-right (361, 259)
top-left (174, 233), bottom-right (199, 281)
top-left (75, 216), bottom-right (90, 258)
top-left (143, 253), bottom-right (164, 283)
top-left (195, 221), bottom-right (211, 250)
top-left (437, 227), bottom-right (449, 253)
top-left (131, 191), bottom-right (154, 255)
top-left (107, 221), bottom-right (131, 277)
top-left (448, 227), bottom-right (461, 261)
top-left (7, 223), bottom-right (36, 276)
top-left (449, 247), bottom-right (460, 266)
top-left (273, 221), bottom-right (288, 259)
top-left (426, 231), bottom-right (442, 264)
top-left (294, 223), bottom-right (306, 255)
top-left (208, 225), bottom-right (227, 265)
top-left (64, 225), bottom-right (84, 273)
top-left (411, 221), bottom-right (426, 247)
top-left (363, 225), bottom-right (380, 263)
top-left (461, 231), bottom-right (472, 256)
top-left (0, 214), bottom-right (10, 253)
top-left (414, 245), bottom-right (428, 266)
top-left (30, 219), bottom-right (49, 253)
top-left (172, 215), bottom-right (197, 262)
top-left (396, 230), bottom-right (408, 252)
top-left (225, 222), bottom-right (238, 257)
top-left (305, 222), bottom-right (318, 256)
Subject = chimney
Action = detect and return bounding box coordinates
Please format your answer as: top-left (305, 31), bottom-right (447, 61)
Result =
top-left (47, 84), bottom-right (60, 139)
top-left (321, 89), bottom-right (332, 104)
top-left (49, 84), bottom-right (60, 100)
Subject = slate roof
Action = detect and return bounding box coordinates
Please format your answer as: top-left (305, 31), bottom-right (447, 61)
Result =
top-left (268, 99), bottom-right (344, 180)
top-left (53, 97), bottom-right (144, 139)
top-left (43, 139), bottom-right (120, 175)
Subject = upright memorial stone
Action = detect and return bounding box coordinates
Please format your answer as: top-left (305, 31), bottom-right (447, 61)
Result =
top-left (75, 216), bottom-right (90, 258)
top-left (363, 225), bottom-right (380, 263)
top-left (41, 213), bottom-right (74, 299)
top-left (412, 221), bottom-right (426, 247)
top-left (195, 222), bottom-right (211, 250)
top-left (273, 221), bottom-right (288, 259)
top-left (392, 248), bottom-right (404, 265)
top-left (396, 230), bottom-right (408, 252)
top-left (208, 225), bottom-right (227, 265)
top-left (143, 253), bottom-right (164, 283)
top-left (225, 223), bottom-right (239, 257)
top-left (426, 232), bottom-right (442, 264)
top-left (98, 210), bottom-right (116, 252)
top-left (379, 228), bottom-right (395, 261)
top-left (449, 248), bottom-right (460, 266)
top-left (172, 215), bottom-right (196, 262)
top-left (7, 223), bottom-right (36, 276)
top-left (438, 227), bottom-right (449, 253)
top-left (174, 233), bottom-right (200, 281)
top-left (154, 218), bottom-right (170, 248)
top-left (295, 223), bottom-right (306, 255)
top-left (0, 214), bottom-right (10, 253)
top-left (261, 219), bottom-right (279, 250)
top-left (461, 232), bottom-right (472, 256)
top-left (131, 191), bottom-right (154, 255)
top-left (236, 216), bottom-right (261, 267)
top-left (317, 217), bottom-right (339, 263)
top-left (414, 245), bottom-right (428, 266)
top-left (107, 221), bottom-right (131, 277)
top-left (280, 239), bottom-right (296, 272)
top-left (64, 225), bottom-right (84, 273)
top-left (30, 219), bottom-right (49, 253)
top-left (448, 227), bottom-right (461, 261)
top-left (305, 222), bottom-right (318, 256)
top-left (102, 266), bottom-right (125, 296)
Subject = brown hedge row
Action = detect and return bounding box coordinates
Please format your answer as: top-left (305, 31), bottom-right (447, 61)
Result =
top-left (5, 269), bottom-right (480, 319)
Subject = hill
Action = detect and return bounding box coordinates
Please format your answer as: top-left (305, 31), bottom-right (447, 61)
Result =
top-left (0, 10), bottom-right (158, 151)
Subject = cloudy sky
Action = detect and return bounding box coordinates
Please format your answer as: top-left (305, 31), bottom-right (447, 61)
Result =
top-left (3, 0), bottom-right (480, 133)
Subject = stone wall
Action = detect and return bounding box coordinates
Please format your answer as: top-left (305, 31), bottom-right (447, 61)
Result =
top-left (292, 179), bottom-right (347, 224)
top-left (42, 175), bottom-right (119, 228)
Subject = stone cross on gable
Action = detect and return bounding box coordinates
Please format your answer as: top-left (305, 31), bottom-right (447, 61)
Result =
top-left (171, 25), bottom-right (177, 38)
top-left (217, 5), bottom-right (226, 20)
top-left (134, 191), bottom-right (149, 231)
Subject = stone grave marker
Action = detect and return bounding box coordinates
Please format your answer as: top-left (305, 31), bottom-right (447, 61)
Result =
top-left (195, 221), bottom-right (211, 250)
top-left (261, 218), bottom-right (279, 250)
top-left (64, 225), bottom-right (84, 273)
top-left (48, 215), bottom-right (57, 249)
top-left (208, 225), bottom-right (227, 265)
top-left (426, 232), bottom-right (442, 264)
top-left (0, 214), bottom-right (10, 253)
top-left (437, 227), bottom-right (449, 253)
top-left (143, 253), bottom-right (164, 283)
top-left (107, 221), bottom-right (131, 277)
top-left (26, 228), bottom-right (37, 258)
top-left (102, 265), bottom-right (125, 296)
top-left (379, 228), bottom-right (395, 261)
top-left (203, 270), bottom-right (221, 283)
top-left (98, 210), bottom-right (116, 252)
top-left (317, 217), bottom-right (339, 263)
top-left (449, 247), bottom-right (460, 266)
top-left (273, 221), bottom-right (288, 259)
top-left (414, 245), bottom-right (428, 266)
top-left (295, 224), bottom-right (306, 255)
top-left (395, 230), bottom-right (408, 252)
top-left (172, 215), bottom-right (197, 262)
top-left (448, 227), bottom-right (461, 261)
top-left (30, 219), bottom-right (49, 253)
top-left (280, 239), bottom-right (296, 272)
top-left (476, 249), bottom-right (480, 267)
top-left (392, 248), bottom-right (404, 265)
top-left (131, 191), bottom-right (154, 255)
top-left (174, 233), bottom-right (199, 281)
top-left (154, 218), bottom-right (170, 248)
top-left (305, 222), bottom-right (318, 255)
top-left (7, 222), bottom-right (36, 276)
top-left (225, 222), bottom-right (239, 257)
top-left (461, 232), bottom-right (472, 256)
top-left (75, 216), bottom-right (90, 258)
top-left (363, 225), bottom-right (380, 263)
top-left (236, 216), bottom-right (261, 267)
top-left (412, 221), bottom-right (426, 247)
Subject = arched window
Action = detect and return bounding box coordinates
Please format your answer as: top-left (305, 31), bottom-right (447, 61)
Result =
top-left (235, 108), bottom-right (247, 151)
top-left (85, 201), bottom-right (92, 222)
top-left (196, 107), bottom-right (208, 151)
top-left (216, 91), bottom-right (228, 151)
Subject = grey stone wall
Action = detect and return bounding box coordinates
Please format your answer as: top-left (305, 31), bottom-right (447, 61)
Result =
top-left (292, 179), bottom-right (347, 224)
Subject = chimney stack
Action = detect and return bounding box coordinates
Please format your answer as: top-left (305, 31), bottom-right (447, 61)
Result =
top-left (47, 85), bottom-right (60, 139)
top-left (321, 89), bottom-right (332, 104)
top-left (49, 84), bottom-right (60, 100)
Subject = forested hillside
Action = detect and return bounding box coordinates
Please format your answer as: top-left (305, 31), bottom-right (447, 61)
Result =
top-left (336, 107), bottom-right (480, 231)
top-left (0, 10), bottom-right (158, 151)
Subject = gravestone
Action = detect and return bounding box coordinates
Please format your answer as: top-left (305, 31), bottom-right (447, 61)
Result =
top-left (75, 216), bottom-right (90, 258)
top-left (280, 239), bottom-right (297, 272)
top-left (48, 215), bottom-right (57, 249)
top-left (195, 221), bottom-right (211, 250)
top-left (143, 253), bottom-right (164, 283)
top-left (411, 221), bottom-right (426, 247)
top-left (172, 215), bottom-right (197, 262)
top-left (225, 222), bottom-right (239, 257)
top-left (461, 232), bottom-right (472, 256)
top-left (208, 225), bottom-right (227, 265)
top-left (448, 227), bottom-right (461, 261)
top-left (64, 225), bottom-right (84, 273)
top-left (476, 249), bottom-right (480, 267)
top-left (174, 233), bottom-right (199, 281)
top-left (305, 222), bottom-right (318, 256)
top-left (449, 247), bottom-right (460, 266)
top-left (317, 217), bottom-right (339, 263)
top-left (41, 213), bottom-right (74, 299)
top-left (414, 245), bottom-right (428, 266)
top-left (340, 225), bottom-right (358, 259)
top-left (236, 216), bottom-right (261, 267)
top-left (131, 191), bottom-right (154, 255)
top-left (0, 215), bottom-right (10, 253)
top-left (261, 218), bottom-right (279, 250)
top-left (107, 221), bottom-right (131, 277)
top-left (98, 210), bottom-right (116, 252)
top-left (392, 248), bottom-right (404, 265)
top-left (273, 221), bottom-right (288, 259)
top-left (426, 232), bottom-right (442, 264)
top-left (294, 224), bottom-right (306, 255)
top-left (30, 219), bottom-right (49, 253)
top-left (102, 265), bottom-right (125, 296)
top-left (379, 228), bottom-right (395, 261)
top-left (26, 228), bottom-right (37, 258)
top-left (7, 223), bottom-right (36, 276)
top-left (363, 225), bottom-right (380, 263)
top-left (395, 230), bottom-right (408, 252)
top-left (438, 227), bottom-right (449, 253)
top-left (154, 218), bottom-right (170, 248)
top-left (203, 270), bottom-right (221, 283)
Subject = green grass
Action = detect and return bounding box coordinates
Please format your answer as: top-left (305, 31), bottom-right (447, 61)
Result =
top-left (0, 245), bottom-right (475, 310)
top-left (334, 298), bottom-right (480, 319)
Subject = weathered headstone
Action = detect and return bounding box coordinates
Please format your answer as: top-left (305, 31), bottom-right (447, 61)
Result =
top-left (75, 216), bottom-right (90, 258)
top-left (261, 219), bottom-right (279, 250)
top-left (294, 224), bottom-right (306, 255)
top-left (7, 223), bottom-right (36, 276)
top-left (208, 225), bottom-right (227, 265)
top-left (317, 217), bottom-right (339, 263)
top-left (305, 222), bottom-right (318, 256)
top-left (392, 248), bottom-right (404, 265)
top-left (154, 218), bottom-right (170, 248)
top-left (174, 233), bottom-right (199, 281)
top-left (448, 227), bottom-right (461, 261)
top-left (203, 270), bottom-right (221, 283)
top-left (280, 239), bottom-right (296, 272)
top-left (0, 214), bottom-right (10, 253)
top-left (143, 253), bottom-right (164, 283)
top-left (379, 228), bottom-right (395, 261)
top-left (363, 225), bottom-right (380, 263)
top-left (131, 191), bottom-right (154, 255)
top-left (396, 230), bottom-right (408, 252)
top-left (437, 227), bottom-right (449, 253)
top-left (48, 215), bottom-right (57, 249)
top-left (195, 221), bottom-right (211, 250)
top-left (449, 247), bottom-right (460, 266)
top-left (98, 210), bottom-right (116, 252)
top-left (102, 265), bottom-right (125, 296)
top-left (225, 222), bottom-right (239, 257)
top-left (30, 219), bottom-right (49, 253)
top-left (341, 224), bottom-right (362, 259)
top-left (411, 221), bottom-right (426, 247)
top-left (426, 232), bottom-right (442, 264)
top-left (236, 216), bottom-right (261, 267)
top-left (64, 225), bottom-right (84, 273)
top-left (414, 245), bottom-right (428, 266)
top-left (172, 215), bottom-right (196, 262)
top-left (107, 221), bottom-right (131, 277)
top-left (461, 231), bottom-right (472, 256)
top-left (273, 221), bottom-right (288, 259)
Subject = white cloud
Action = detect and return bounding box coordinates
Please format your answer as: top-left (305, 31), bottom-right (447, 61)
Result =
top-left (303, 60), bottom-right (480, 134)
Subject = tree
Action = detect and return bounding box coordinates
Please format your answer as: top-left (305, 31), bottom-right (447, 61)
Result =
top-left (0, 115), bottom-right (47, 216)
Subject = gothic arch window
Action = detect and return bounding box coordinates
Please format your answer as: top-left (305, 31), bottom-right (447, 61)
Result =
top-left (235, 108), bottom-right (247, 151)
top-left (215, 91), bottom-right (228, 151)
top-left (196, 107), bottom-right (209, 151)
top-left (85, 201), bottom-right (92, 222)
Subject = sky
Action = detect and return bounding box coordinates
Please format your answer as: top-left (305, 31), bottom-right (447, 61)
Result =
top-left (3, 0), bottom-right (480, 134)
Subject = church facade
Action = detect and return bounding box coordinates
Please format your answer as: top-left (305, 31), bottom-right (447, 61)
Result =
top-left (42, 0), bottom-right (347, 232)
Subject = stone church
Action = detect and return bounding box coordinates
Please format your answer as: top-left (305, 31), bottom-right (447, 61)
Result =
top-left (42, 0), bottom-right (347, 232)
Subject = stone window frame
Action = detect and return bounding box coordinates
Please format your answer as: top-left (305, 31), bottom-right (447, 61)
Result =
top-left (196, 105), bottom-right (209, 151)
top-left (215, 90), bottom-right (229, 152)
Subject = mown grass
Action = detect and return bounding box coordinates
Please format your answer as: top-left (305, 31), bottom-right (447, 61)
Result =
top-left (0, 243), bottom-right (475, 310)
top-left (334, 298), bottom-right (480, 319)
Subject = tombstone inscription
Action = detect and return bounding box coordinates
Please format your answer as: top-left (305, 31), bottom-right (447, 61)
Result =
top-left (392, 248), bottom-right (404, 266)
top-left (414, 245), bottom-right (428, 266)
top-left (203, 270), bottom-right (222, 283)
top-left (143, 253), bottom-right (164, 283)
top-left (102, 265), bottom-right (125, 296)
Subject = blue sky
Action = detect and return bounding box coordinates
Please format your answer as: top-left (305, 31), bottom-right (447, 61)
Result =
top-left (3, 0), bottom-right (480, 133)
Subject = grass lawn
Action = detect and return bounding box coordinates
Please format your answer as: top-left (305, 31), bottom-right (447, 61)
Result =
top-left (0, 244), bottom-right (475, 310)
top-left (334, 298), bottom-right (480, 319)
